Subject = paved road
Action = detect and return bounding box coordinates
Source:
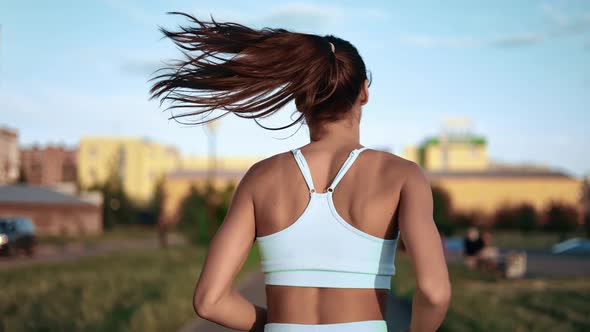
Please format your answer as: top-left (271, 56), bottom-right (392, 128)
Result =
top-left (0, 233), bottom-right (186, 269)
top-left (445, 248), bottom-right (590, 278)
top-left (179, 269), bottom-right (412, 332)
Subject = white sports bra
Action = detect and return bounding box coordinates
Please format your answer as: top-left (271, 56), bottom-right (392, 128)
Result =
top-left (255, 147), bottom-right (401, 289)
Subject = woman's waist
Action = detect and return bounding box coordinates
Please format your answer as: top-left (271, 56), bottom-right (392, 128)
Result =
top-left (265, 285), bottom-right (389, 324)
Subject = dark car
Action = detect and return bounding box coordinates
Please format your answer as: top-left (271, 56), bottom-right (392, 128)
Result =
top-left (0, 217), bottom-right (37, 257)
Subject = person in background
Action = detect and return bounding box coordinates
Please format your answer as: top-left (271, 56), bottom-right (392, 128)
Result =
top-left (477, 230), bottom-right (499, 271)
top-left (463, 226), bottom-right (483, 269)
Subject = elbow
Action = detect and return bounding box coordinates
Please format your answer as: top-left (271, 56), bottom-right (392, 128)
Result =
top-left (417, 279), bottom-right (452, 308)
top-left (193, 301), bottom-right (210, 319)
top-left (193, 292), bottom-right (217, 319)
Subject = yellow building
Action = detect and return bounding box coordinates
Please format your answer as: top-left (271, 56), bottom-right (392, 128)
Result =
top-left (78, 136), bottom-right (180, 205)
top-left (402, 134), bottom-right (488, 171)
top-left (161, 154), bottom-right (263, 224)
top-left (403, 133), bottom-right (584, 225)
top-left (428, 169), bottom-right (583, 224)
top-left (181, 155), bottom-right (262, 172)
top-left (155, 128), bottom-right (584, 227)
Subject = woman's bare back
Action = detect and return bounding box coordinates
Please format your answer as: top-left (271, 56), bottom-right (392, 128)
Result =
top-left (251, 146), bottom-right (411, 324)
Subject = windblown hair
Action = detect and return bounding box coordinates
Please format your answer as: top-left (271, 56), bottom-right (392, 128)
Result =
top-left (149, 12), bottom-right (370, 130)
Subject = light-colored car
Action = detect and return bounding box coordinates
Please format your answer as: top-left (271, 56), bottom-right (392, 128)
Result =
top-left (552, 238), bottom-right (590, 255)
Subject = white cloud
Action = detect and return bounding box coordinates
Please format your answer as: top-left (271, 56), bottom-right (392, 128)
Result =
top-left (102, 0), bottom-right (160, 25)
top-left (399, 35), bottom-right (481, 48)
top-left (490, 33), bottom-right (545, 48)
top-left (542, 3), bottom-right (570, 25)
top-left (399, 33), bottom-right (545, 49)
top-left (400, 3), bottom-right (590, 50)
top-left (183, 2), bottom-right (388, 31)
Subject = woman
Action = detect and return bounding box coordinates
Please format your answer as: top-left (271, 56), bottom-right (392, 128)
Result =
top-left (150, 12), bottom-right (451, 332)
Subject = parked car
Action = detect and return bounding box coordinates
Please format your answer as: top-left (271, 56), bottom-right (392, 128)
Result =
top-left (552, 237), bottom-right (590, 256)
top-left (0, 217), bottom-right (37, 257)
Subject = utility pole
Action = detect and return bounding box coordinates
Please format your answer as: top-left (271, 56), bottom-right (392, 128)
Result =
top-left (581, 175), bottom-right (590, 237)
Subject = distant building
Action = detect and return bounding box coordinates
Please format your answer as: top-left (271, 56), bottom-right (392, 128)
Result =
top-left (0, 126), bottom-right (19, 184)
top-left (161, 154), bottom-right (263, 225)
top-left (78, 136), bottom-right (181, 206)
top-left (181, 155), bottom-right (263, 172)
top-left (162, 169), bottom-right (246, 225)
top-left (403, 129), bottom-right (584, 225)
top-left (428, 168), bottom-right (583, 224)
top-left (402, 134), bottom-right (488, 171)
top-left (0, 184), bottom-right (102, 236)
top-left (20, 144), bottom-right (77, 186)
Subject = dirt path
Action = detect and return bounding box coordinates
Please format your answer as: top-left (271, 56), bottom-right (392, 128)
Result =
top-left (178, 269), bottom-right (412, 332)
top-left (0, 233), bottom-right (186, 269)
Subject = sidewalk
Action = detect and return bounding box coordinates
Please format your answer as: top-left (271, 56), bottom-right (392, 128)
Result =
top-left (179, 269), bottom-right (411, 332)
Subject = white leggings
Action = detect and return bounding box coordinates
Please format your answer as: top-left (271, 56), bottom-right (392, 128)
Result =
top-left (264, 320), bottom-right (388, 331)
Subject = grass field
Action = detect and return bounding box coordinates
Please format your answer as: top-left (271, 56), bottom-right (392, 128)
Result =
top-left (391, 252), bottom-right (590, 332)
top-left (0, 244), bottom-right (261, 332)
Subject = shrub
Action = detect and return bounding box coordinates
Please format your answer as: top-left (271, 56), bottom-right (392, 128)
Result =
top-left (177, 185), bottom-right (209, 245)
top-left (492, 203), bottom-right (539, 233)
top-left (431, 185), bottom-right (455, 236)
top-left (492, 204), bottom-right (518, 230)
top-left (543, 201), bottom-right (579, 235)
top-left (177, 182), bottom-right (237, 245)
top-left (515, 203), bottom-right (538, 233)
top-left (452, 210), bottom-right (479, 229)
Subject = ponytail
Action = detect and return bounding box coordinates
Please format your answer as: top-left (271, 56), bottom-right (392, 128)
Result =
top-left (149, 12), bottom-right (369, 130)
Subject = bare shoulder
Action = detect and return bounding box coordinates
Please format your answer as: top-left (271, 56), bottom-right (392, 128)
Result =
top-left (365, 149), bottom-right (424, 182)
top-left (237, 150), bottom-right (293, 190)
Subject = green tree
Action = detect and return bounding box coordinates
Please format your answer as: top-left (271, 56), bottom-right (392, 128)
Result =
top-left (544, 202), bottom-right (579, 238)
top-left (431, 185), bottom-right (455, 236)
top-left (493, 204), bottom-right (518, 230)
top-left (150, 175), bottom-right (166, 223)
top-left (214, 182), bottom-right (236, 228)
top-left (176, 181), bottom-right (237, 245)
top-left (92, 153), bottom-right (138, 229)
top-left (452, 211), bottom-right (479, 229)
top-left (515, 203), bottom-right (538, 234)
top-left (177, 185), bottom-right (209, 245)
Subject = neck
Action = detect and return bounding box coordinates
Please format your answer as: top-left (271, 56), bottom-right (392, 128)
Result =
top-left (308, 115), bottom-right (361, 150)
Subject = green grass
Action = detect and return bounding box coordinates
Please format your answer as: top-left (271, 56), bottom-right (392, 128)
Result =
top-left (391, 252), bottom-right (590, 332)
top-left (0, 243), bottom-right (261, 332)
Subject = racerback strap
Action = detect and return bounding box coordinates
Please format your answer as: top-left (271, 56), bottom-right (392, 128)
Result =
top-left (291, 147), bottom-right (369, 194)
top-left (291, 148), bottom-right (316, 193)
top-left (327, 147), bottom-right (369, 191)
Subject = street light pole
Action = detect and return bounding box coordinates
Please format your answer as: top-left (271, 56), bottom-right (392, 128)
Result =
top-left (206, 120), bottom-right (219, 186)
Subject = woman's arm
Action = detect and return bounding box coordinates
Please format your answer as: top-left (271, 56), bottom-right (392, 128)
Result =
top-left (398, 162), bottom-right (452, 332)
top-left (192, 162), bottom-right (267, 332)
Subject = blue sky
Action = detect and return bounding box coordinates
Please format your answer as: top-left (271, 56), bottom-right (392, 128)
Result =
top-left (0, 0), bottom-right (588, 177)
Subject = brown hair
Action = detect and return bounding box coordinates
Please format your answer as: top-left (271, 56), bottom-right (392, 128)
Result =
top-left (149, 12), bottom-right (371, 130)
